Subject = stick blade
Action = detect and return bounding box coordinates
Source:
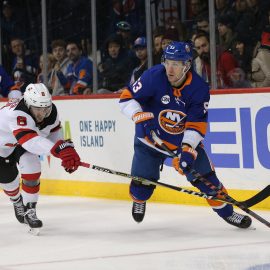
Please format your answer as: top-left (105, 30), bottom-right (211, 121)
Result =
top-left (241, 185), bottom-right (270, 208)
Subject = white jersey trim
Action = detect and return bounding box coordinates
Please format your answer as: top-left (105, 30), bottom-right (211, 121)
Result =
top-left (119, 99), bottom-right (142, 120)
top-left (182, 130), bottom-right (203, 149)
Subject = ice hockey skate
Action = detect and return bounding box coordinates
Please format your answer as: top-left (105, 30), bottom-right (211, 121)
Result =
top-left (132, 201), bottom-right (146, 223)
top-left (11, 195), bottom-right (25, 224)
top-left (24, 202), bottom-right (43, 235)
top-left (223, 211), bottom-right (252, 229)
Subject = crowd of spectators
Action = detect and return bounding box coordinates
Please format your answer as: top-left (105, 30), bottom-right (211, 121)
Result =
top-left (1, 0), bottom-right (270, 98)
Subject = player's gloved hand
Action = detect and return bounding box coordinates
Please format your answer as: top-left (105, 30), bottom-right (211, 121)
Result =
top-left (51, 140), bottom-right (81, 173)
top-left (133, 112), bottom-right (158, 143)
top-left (172, 144), bottom-right (197, 175)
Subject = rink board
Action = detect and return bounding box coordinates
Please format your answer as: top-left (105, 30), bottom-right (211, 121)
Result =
top-left (1, 89), bottom-right (270, 209)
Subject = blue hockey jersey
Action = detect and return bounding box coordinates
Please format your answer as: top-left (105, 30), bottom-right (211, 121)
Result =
top-left (57, 56), bottom-right (93, 94)
top-left (0, 65), bottom-right (15, 97)
top-left (119, 64), bottom-right (210, 151)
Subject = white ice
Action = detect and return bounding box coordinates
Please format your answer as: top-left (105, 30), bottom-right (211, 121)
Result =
top-left (0, 195), bottom-right (269, 270)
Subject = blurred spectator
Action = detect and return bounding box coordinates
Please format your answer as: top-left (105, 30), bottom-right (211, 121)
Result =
top-left (1, 1), bottom-right (26, 46)
top-left (108, 0), bottom-right (145, 38)
top-left (10, 37), bottom-right (38, 92)
top-left (161, 26), bottom-right (179, 51)
top-left (57, 41), bottom-right (93, 95)
top-left (234, 0), bottom-right (248, 13)
top-left (190, 30), bottom-right (206, 43)
top-left (188, 0), bottom-right (208, 19)
top-left (228, 67), bottom-right (251, 88)
top-left (98, 33), bottom-right (135, 93)
top-left (129, 37), bottom-right (148, 85)
top-left (115, 20), bottom-right (139, 66)
top-left (36, 53), bottom-right (56, 92)
top-left (266, 6), bottom-right (270, 26)
top-left (116, 21), bottom-right (133, 50)
top-left (196, 13), bottom-right (210, 34)
top-left (250, 27), bottom-right (270, 87)
top-left (50, 39), bottom-right (72, 96)
top-left (153, 26), bottom-right (165, 65)
top-left (0, 64), bottom-right (22, 98)
top-left (81, 38), bottom-right (101, 63)
top-left (215, 0), bottom-right (235, 20)
top-left (193, 32), bottom-right (238, 88)
top-left (169, 20), bottom-right (187, 41)
top-left (246, 0), bottom-right (267, 41)
top-left (189, 29), bottom-right (209, 59)
top-left (217, 15), bottom-right (237, 51)
top-left (233, 34), bottom-right (253, 75)
top-left (233, 0), bottom-right (256, 42)
top-left (193, 33), bottom-right (211, 84)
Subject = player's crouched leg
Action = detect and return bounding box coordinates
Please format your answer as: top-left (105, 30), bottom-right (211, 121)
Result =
top-left (205, 173), bottom-right (251, 229)
top-left (130, 180), bottom-right (156, 223)
top-left (190, 145), bottom-right (252, 229)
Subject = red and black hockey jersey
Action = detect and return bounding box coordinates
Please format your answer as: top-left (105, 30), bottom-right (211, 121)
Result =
top-left (0, 98), bottom-right (62, 158)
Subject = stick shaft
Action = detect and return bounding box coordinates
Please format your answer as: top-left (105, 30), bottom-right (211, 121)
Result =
top-left (80, 162), bottom-right (222, 202)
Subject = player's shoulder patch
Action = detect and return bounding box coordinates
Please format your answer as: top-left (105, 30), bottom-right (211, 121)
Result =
top-left (17, 116), bottom-right (27, 126)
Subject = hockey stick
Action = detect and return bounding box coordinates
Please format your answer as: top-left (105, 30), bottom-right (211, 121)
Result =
top-left (80, 161), bottom-right (267, 208)
top-left (79, 162), bottom-right (229, 203)
top-left (242, 185), bottom-right (270, 208)
top-left (151, 132), bottom-right (270, 228)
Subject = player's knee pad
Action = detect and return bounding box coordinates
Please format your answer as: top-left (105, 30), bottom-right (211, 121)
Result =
top-left (130, 180), bottom-right (156, 201)
top-left (21, 173), bottom-right (41, 187)
top-left (22, 178), bottom-right (40, 187)
top-left (21, 172), bottom-right (41, 194)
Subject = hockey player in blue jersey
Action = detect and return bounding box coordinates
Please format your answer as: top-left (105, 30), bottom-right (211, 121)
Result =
top-left (119, 41), bottom-right (252, 229)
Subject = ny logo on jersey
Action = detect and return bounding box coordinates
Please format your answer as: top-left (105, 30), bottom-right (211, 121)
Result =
top-left (17, 116), bottom-right (27, 126)
top-left (158, 109), bottom-right (186, 134)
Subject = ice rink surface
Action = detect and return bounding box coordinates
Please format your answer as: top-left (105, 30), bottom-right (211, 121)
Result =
top-left (0, 195), bottom-right (269, 270)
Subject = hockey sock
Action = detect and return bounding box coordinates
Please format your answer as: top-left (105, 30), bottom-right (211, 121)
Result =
top-left (192, 172), bottom-right (233, 218)
top-left (4, 187), bottom-right (21, 201)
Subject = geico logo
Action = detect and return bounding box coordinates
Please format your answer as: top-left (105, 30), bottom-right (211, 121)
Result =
top-left (205, 106), bottom-right (270, 169)
top-left (158, 109), bottom-right (186, 134)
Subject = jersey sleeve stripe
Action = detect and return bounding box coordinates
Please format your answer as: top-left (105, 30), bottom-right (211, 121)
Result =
top-left (120, 88), bottom-right (133, 102)
top-left (50, 123), bottom-right (61, 133)
top-left (13, 129), bottom-right (38, 145)
top-left (185, 122), bottom-right (207, 136)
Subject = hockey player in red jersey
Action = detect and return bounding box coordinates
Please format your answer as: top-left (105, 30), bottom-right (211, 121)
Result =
top-left (0, 83), bottom-right (81, 233)
top-left (119, 41), bottom-right (252, 229)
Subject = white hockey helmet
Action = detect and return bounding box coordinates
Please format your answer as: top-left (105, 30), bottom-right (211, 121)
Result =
top-left (24, 83), bottom-right (52, 108)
